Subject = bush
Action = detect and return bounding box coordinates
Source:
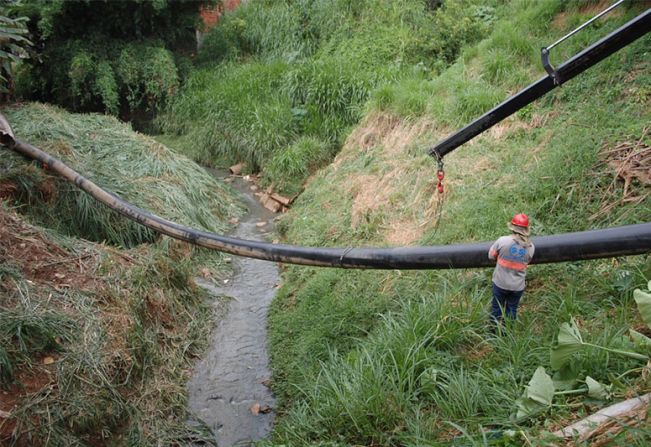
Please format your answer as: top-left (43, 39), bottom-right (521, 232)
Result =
top-left (12, 0), bottom-right (207, 125)
top-left (265, 136), bottom-right (333, 194)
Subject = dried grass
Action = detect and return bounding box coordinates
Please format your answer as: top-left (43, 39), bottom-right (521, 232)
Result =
top-left (338, 113), bottom-right (445, 243)
top-left (590, 127), bottom-right (651, 221)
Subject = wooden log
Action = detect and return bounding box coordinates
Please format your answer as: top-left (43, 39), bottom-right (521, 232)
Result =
top-left (270, 193), bottom-right (292, 206)
top-left (552, 392), bottom-right (651, 442)
top-left (260, 194), bottom-right (282, 213)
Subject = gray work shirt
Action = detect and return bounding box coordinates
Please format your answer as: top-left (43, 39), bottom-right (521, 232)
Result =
top-left (488, 235), bottom-right (535, 291)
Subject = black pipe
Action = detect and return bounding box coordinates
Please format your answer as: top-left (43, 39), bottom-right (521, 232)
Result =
top-left (1, 129), bottom-right (650, 269)
top-left (428, 8), bottom-right (651, 159)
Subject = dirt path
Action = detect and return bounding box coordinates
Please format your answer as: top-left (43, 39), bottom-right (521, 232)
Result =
top-left (188, 170), bottom-right (278, 446)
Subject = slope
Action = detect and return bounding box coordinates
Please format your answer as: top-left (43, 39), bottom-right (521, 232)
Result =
top-left (267, 1), bottom-right (651, 445)
top-left (0, 104), bottom-right (242, 445)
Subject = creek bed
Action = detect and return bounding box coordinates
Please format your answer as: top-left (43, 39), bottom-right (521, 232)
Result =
top-left (188, 170), bottom-right (278, 446)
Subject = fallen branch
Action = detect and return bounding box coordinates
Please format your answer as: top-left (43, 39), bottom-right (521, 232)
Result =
top-left (552, 392), bottom-right (651, 442)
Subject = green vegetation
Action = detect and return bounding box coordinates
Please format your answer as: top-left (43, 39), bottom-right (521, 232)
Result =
top-left (0, 8), bottom-right (31, 94)
top-left (0, 105), bottom-right (240, 445)
top-left (11, 0), bottom-right (213, 127)
top-left (1, 103), bottom-right (241, 247)
top-left (0, 209), bottom-right (220, 445)
top-left (3, 0), bottom-right (650, 445)
top-left (264, 0), bottom-right (651, 445)
top-left (159, 0), bottom-right (496, 195)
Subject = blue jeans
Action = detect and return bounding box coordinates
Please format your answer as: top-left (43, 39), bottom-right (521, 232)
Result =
top-left (490, 283), bottom-right (524, 324)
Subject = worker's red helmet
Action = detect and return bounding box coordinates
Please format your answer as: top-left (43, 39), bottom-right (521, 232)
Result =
top-left (511, 213), bottom-right (529, 227)
top-left (508, 213), bottom-right (530, 235)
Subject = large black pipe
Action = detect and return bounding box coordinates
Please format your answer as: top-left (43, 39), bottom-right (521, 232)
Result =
top-left (428, 8), bottom-right (651, 159)
top-left (1, 126), bottom-right (650, 269)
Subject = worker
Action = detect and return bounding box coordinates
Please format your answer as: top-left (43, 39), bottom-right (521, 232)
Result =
top-left (488, 213), bottom-right (535, 327)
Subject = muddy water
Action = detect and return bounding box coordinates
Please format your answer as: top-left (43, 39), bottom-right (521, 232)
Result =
top-left (188, 171), bottom-right (278, 446)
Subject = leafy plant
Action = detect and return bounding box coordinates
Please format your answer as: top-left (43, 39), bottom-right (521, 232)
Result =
top-left (585, 376), bottom-right (612, 400)
top-left (550, 317), bottom-right (648, 370)
top-left (514, 280), bottom-right (651, 422)
top-left (0, 13), bottom-right (31, 93)
top-left (515, 366), bottom-right (554, 420)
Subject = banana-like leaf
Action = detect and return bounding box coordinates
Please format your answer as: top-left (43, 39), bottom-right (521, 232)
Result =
top-left (634, 289), bottom-right (651, 331)
top-left (629, 329), bottom-right (651, 355)
top-left (552, 364), bottom-right (579, 391)
top-left (515, 367), bottom-right (555, 419)
top-left (586, 376), bottom-right (611, 400)
top-left (550, 318), bottom-right (584, 370)
top-left (515, 396), bottom-right (545, 420)
top-left (526, 366), bottom-right (555, 405)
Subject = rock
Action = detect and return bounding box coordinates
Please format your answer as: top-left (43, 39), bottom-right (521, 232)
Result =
top-left (250, 185), bottom-right (259, 192)
top-left (43, 356), bottom-right (55, 365)
top-left (256, 222), bottom-right (267, 228)
top-left (229, 163), bottom-right (244, 175)
top-left (250, 403), bottom-right (261, 415)
top-left (228, 217), bottom-right (239, 225)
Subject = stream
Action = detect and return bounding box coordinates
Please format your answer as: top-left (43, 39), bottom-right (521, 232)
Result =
top-left (188, 170), bottom-right (278, 446)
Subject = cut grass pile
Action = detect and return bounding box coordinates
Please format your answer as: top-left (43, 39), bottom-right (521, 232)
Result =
top-left (1, 102), bottom-right (242, 247)
top-left (158, 0), bottom-right (497, 195)
top-left (267, 0), bottom-right (651, 445)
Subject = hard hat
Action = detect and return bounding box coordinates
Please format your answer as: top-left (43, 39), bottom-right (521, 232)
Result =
top-left (508, 213), bottom-right (530, 235)
top-left (511, 213), bottom-right (529, 227)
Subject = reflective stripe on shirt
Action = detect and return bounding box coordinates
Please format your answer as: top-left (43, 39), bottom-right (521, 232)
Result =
top-left (497, 257), bottom-right (527, 271)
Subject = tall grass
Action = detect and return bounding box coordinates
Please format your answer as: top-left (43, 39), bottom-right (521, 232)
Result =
top-left (0, 209), bottom-right (222, 445)
top-left (268, 0), bottom-right (651, 444)
top-left (1, 103), bottom-right (241, 247)
top-left (159, 0), bottom-right (495, 194)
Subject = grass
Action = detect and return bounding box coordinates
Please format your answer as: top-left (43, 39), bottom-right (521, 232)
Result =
top-left (1, 102), bottom-right (242, 247)
top-left (158, 0), bottom-right (496, 194)
top-left (0, 103), bottom-right (241, 444)
top-left (0, 203), bottom-right (227, 445)
top-left (266, 0), bottom-right (651, 444)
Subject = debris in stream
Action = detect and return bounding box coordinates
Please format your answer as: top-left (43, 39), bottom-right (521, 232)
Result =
top-left (229, 163), bottom-right (244, 175)
top-left (250, 403), bottom-right (273, 416)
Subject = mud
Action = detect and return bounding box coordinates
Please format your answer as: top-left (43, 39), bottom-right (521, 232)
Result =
top-left (188, 170), bottom-right (278, 446)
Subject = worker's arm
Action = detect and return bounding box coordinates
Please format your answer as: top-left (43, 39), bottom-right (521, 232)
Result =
top-left (488, 239), bottom-right (500, 260)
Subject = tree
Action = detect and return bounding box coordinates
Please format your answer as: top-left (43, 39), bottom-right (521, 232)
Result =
top-left (0, 8), bottom-right (31, 97)
top-left (13, 0), bottom-right (217, 128)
